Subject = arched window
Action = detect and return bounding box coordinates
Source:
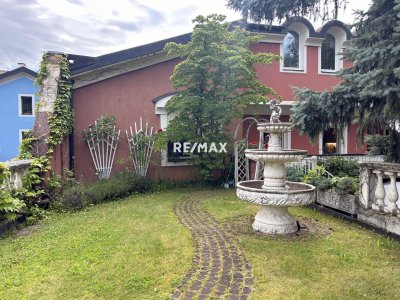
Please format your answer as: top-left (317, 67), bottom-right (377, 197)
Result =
top-left (321, 34), bottom-right (336, 70)
top-left (283, 31), bottom-right (299, 68)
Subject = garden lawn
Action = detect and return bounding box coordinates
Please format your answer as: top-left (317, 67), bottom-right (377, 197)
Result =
top-left (0, 190), bottom-right (193, 300)
top-left (203, 193), bottom-right (400, 300)
top-left (1, 188), bottom-right (400, 299)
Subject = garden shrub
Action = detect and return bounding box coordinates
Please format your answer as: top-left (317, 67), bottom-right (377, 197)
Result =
top-left (60, 185), bottom-right (88, 211)
top-left (331, 176), bottom-right (358, 195)
top-left (60, 171), bottom-right (152, 211)
top-left (314, 177), bottom-right (333, 191)
top-left (303, 166), bottom-right (326, 185)
top-left (319, 157), bottom-right (359, 178)
top-left (286, 166), bottom-right (304, 182)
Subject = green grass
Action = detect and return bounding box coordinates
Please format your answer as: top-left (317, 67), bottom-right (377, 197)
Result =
top-left (203, 191), bottom-right (400, 300)
top-left (0, 190), bottom-right (193, 300)
top-left (1, 188), bottom-right (400, 299)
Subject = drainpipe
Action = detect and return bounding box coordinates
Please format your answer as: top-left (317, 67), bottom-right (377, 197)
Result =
top-left (69, 79), bottom-right (75, 172)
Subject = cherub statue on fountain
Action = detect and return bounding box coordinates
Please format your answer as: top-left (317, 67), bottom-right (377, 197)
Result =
top-left (269, 99), bottom-right (281, 123)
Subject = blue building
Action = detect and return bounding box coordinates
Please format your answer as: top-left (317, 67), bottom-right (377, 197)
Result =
top-left (0, 66), bottom-right (37, 161)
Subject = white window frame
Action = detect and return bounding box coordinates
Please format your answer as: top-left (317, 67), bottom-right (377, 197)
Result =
top-left (318, 26), bottom-right (347, 75)
top-left (19, 129), bottom-right (30, 143)
top-left (18, 94), bottom-right (35, 117)
top-left (318, 126), bottom-right (348, 155)
top-left (154, 94), bottom-right (190, 167)
top-left (280, 23), bottom-right (308, 74)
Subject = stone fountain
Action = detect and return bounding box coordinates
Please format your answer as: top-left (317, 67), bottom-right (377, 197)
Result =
top-left (236, 100), bottom-right (315, 234)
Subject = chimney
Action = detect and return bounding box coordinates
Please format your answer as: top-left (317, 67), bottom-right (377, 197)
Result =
top-left (17, 62), bottom-right (26, 67)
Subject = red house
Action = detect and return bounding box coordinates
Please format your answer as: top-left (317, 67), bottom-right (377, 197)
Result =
top-left (66, 17), bottom-right (365, 182)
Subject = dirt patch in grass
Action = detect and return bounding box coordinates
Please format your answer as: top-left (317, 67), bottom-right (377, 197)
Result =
top-left (13, 224), bottom-right (41, 238)
top-left (225, 216), bottom-right (332, 241)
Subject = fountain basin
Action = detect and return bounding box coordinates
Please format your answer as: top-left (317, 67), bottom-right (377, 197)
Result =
top-left (257, 122), bottom-right (293, 133)
top-left (236, 180), bottom-right (316, 234)
top-left (245, 149), bottom-right (307, 163)
top-left (236, 180), bottom-right (315, 207)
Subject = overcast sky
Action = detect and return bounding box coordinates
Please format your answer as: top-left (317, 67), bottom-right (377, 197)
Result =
top-left (0, 0), bottom-right (372, 71)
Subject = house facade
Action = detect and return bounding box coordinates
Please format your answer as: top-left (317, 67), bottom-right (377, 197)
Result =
top-left (0, 66), bottom-right (37, 161)
top-left (66, 17), bottom-right (366, 182)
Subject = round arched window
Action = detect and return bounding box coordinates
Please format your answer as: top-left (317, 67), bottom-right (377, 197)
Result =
top-left (321, 34), bottom-right (336, 70)
top-left (283, 31), bottom-right (299, 68)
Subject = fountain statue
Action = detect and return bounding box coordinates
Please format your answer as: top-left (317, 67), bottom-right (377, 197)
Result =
top-left (236, 99), bottom-right (315, 234)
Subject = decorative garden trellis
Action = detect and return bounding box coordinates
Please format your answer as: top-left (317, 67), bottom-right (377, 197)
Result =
top-left (84, 116), bottom-right (120, 179)
top-left (126, 118), bottom-right (154, 177)
top-left (233, 117), bottom-right (267, 184)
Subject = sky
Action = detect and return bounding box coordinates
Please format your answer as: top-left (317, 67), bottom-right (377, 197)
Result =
top-left (0, 0), bottom-right (372, 71)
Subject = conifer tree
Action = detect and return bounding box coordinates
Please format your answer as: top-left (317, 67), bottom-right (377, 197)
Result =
top-left (227, 0), bottom-right (346, 23)
top-left (160, 15), bottom-right (278, 179)
top-left (291, 0), bottom-right (400, 162)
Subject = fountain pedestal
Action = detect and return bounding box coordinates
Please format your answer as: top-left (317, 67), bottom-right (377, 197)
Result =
top-left (253, 206), bottom-right (297, 234)
top-left (236, 121), bottom-right (315, 235)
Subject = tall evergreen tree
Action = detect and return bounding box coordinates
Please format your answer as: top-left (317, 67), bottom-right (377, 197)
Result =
top-left (291, 0), bottom-right (400, 162)
top-left (227, 0), bottom-right (346, 23)
top-left (160, 15), bottom-right (278, 179)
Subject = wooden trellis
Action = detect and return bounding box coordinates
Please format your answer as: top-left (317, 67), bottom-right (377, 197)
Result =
top-left (126, 118), bottom-right (154, 177)
top-left (85, 121), bottom-right (120, 179)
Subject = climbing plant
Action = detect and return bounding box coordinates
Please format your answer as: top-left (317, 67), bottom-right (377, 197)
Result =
top-left (14, 156), bottom-right (51, 206)
top-left (82, 115), bottom-right (121, 179)
top-left (17, 130), bottom-right (37, 160)
top-left (0, 163), bottom-right (26, 220)
top-left (47, 54), bottom-right (74, 152)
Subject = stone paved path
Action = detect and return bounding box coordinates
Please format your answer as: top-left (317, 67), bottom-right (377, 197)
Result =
top-left (172, 198), bottom-right (253, 300)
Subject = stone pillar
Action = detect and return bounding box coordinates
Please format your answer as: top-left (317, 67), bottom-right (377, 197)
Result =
top-left (31, 53), bottom-right (62, 157)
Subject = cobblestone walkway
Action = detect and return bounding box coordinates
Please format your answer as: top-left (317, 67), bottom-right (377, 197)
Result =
top-left (172, 198), bottom-right (253, 300)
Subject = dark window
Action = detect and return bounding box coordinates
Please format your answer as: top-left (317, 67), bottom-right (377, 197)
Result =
top-left (322, 128), bottom-right (337, 155)
top-left (167, 141), bottom-right (191, 162)
top-left (21, 96), bottom-right (33, 115)
top-left (21, 130), bottom-right (31, 141)
top-left (321, 34), bottom-right (336, 70)
top-left (283, 31), bottom-right (299, 68)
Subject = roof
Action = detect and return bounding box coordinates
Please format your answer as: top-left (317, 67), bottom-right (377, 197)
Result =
top-left (0, 66), bottom-right (37, 81)
top-left (68, 33), bottom-right (192, 75)
top-left (68, 17), bottom-right (352, 76)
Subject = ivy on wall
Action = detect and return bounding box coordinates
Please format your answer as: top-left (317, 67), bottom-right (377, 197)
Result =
top-left (1, 52), bottom-right (75, 223)
top-left (47, 54), bottom-right (74, 152)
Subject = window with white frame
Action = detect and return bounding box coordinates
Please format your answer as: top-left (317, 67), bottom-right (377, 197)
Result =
top-left (321, 34), bottom-right (336, 70)
top-left (319, 26), bottom-right (347, 73)
top-left (18, 94), bottom-right (34, 116)
top-left (281, 23), bottom-right (308, 72)
top-left (19, 129), bottom-right (31, 143)
top-left (319, 126), bottom-right (348, 155)
top-left (154, 94), bottom-right (190, 166)
top-left (283, 31), bottom-right (300, 68)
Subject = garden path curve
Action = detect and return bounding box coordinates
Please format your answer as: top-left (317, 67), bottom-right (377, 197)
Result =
top-left (172, 198), bottom-right (253, 300)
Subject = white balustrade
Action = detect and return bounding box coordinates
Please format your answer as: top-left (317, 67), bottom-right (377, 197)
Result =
top-left (359, 162), bottom-right (400, 216)
top-left (384, 171), bottom-right (399, 214)
top-left (286, 155), bottom-right (384, 176)
top-left (1, 160), bottom-right (32, 191)
top-left (372, 170), bottom-right (385, 211)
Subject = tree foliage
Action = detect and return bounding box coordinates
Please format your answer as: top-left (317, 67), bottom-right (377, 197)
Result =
top-left (291, 0), bottom-right (400, 162)
top-left (226, 0), bottom-right (347, 23)
top-left (160, 14), bottom-right (278, 179)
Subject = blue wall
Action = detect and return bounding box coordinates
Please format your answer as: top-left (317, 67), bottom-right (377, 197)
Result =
top-left (0, 76), bottom-right (37, 161)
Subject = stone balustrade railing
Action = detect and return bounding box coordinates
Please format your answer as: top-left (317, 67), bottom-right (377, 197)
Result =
top-left (359, 161), bottom-right (400, 215)
top-left (286, 155), bottom-right (385, 175)
top-left (1, 160), bottom-right (32, 190)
